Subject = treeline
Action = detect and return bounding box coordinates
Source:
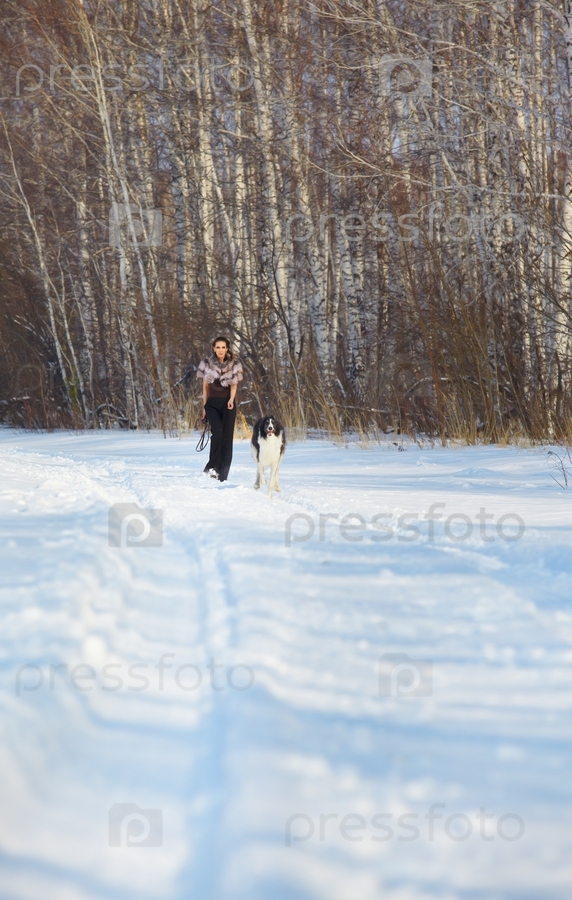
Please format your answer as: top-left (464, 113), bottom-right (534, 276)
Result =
top-left (1, 0), bottom-right (572, 440)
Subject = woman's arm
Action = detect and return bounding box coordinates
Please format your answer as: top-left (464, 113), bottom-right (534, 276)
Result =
top-left (228, 384), bottom-right (237, 410)
top-left (202, 380), bottom-right (209, 419)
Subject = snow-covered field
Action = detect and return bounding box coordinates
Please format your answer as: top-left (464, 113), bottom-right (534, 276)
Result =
top-left (0, 429), bottom-right (570, 900)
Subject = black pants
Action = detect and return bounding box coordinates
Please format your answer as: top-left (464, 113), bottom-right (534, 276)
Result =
top-left (204, 398), bottom-right (236, 481)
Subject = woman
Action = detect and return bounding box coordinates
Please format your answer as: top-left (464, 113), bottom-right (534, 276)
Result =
top-left (197, 336), bottom-right (243, 482)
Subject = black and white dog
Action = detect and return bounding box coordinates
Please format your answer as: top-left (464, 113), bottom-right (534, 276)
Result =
top-left (251, 416), bottom-right (286, 497)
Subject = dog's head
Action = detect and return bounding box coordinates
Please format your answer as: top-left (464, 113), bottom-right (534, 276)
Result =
top-left (262, 416), bottom-right (279, 437)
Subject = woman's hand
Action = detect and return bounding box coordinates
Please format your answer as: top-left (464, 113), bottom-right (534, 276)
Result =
top-left (201, 405), bottom-right (207, 422)
top-left (227, 399), bottom-right (234, 410)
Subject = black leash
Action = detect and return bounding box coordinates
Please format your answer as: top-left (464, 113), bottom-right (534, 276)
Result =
top-left (196, 419), bottom-right (210, 452)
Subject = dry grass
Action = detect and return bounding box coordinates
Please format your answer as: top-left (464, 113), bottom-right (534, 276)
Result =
top-left (8, 356), bottom-right (572, 452)
top-left (234, 410), bottom-right (252, 440)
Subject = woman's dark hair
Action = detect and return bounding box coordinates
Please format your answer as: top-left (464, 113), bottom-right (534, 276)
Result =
top-left (212, 335), bottom-right (233, 360)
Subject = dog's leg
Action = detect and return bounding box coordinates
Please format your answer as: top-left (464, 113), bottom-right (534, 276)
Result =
top-left (257, 461), bottom-right (266, 489)
top-left (272, 454), bottom-right (282, 493)
top-left (254, 462), bottom-right (264, 490)
top-left (268, 461), bottom-right (279, 497)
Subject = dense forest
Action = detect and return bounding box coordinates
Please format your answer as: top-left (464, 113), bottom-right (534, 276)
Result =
top-left (1, 0), bottom-right (572, 440)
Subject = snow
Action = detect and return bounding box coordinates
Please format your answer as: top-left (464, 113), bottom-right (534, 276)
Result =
top-left (0, 429), bottom-right (570, 900)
